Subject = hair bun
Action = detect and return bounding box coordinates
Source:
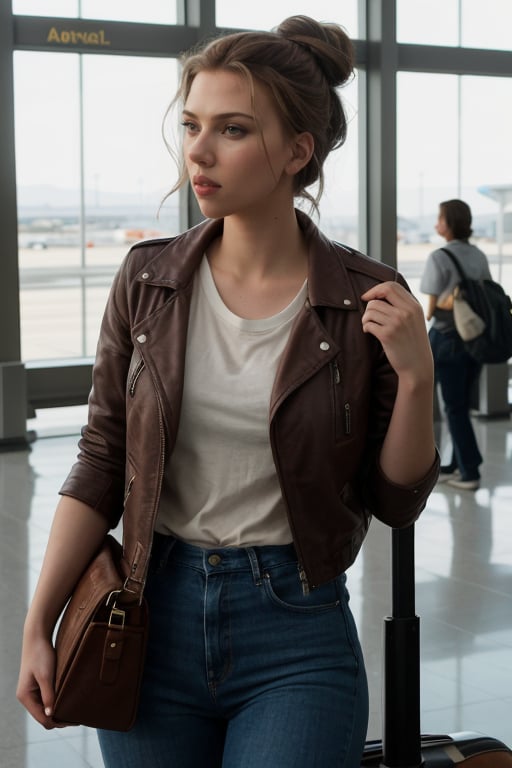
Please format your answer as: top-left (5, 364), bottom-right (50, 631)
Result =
top-left (276, 15), bottom-right (354, 87)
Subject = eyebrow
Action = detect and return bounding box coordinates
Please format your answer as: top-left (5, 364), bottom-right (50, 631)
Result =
top-left (182, 109), bottom-right (255, 121)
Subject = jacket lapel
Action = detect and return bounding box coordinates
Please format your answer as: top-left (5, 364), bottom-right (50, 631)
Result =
top-left (131, 212), bottom-right (361, 427)
top-left (269, 211), bottom-right (360, 420)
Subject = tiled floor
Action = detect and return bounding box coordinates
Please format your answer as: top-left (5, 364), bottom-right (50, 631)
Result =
top-left (2, 408), bottom-right (512, 767)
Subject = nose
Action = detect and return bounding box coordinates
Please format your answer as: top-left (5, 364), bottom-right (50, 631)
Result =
top-left (186, 131), bottom-right (215, 167)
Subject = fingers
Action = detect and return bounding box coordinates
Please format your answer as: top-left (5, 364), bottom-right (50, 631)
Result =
top-left (361, 281), bottom-right (422, 330)
top-left (361, 280), bottom-right (419, 311)
top-left (17, 640), bottom-right (60, 730)
top-left (17, 678), bottom-right (56, 729)
top-left (360, 281), bottom-right (431, 377)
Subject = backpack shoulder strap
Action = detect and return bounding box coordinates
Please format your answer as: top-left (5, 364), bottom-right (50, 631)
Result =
top-left (440, 247), bottom-right (467, 280)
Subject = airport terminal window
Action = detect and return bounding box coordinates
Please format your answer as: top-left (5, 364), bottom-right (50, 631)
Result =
top-left (15, 52), bottom-right (178, 361)
top-left (397, 0), bottom-right (512, 50)
top-left (215, 1), bottom-right (358, 37)
top-left (396, 72), bottom-right (512, 313)
top-left (13, 0), bottom-right (177, 24)
top-left (8, 1), bottom-right (511, 374)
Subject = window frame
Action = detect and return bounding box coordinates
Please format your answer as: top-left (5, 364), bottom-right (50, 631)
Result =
top-left (1, 0), bottom-right (511, 436)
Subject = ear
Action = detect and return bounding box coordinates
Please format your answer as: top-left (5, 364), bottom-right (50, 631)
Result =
top-left (285, 132), bottom-right (315, 176)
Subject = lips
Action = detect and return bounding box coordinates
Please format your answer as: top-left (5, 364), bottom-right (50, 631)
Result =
top-left (193, 175), bottom-right (221, 196)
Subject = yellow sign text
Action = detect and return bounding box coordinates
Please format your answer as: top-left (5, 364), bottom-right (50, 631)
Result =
top-left (47, 27), bottom-right (111, 47)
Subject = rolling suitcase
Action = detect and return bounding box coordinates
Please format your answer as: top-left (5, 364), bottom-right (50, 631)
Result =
top-left (361, 525), bottom-right (512, 766)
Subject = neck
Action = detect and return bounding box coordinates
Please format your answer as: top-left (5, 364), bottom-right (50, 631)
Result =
top-left (210, 206), bottom-right (308, 278)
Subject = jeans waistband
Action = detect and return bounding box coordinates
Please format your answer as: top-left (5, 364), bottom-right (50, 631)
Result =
top-left (152, 531), bottom-right (297, 585)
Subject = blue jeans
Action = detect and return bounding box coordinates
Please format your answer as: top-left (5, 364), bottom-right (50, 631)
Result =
top-left (429, 327), bottom-right (483, 480)
top-left (98, 534), bottom-right (368, 768)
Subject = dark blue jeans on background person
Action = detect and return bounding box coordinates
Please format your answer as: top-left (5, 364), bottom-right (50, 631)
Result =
top-left (429, 327), bottom-right (483, 481)
top-left (98, 533), bottom-right (369, 768)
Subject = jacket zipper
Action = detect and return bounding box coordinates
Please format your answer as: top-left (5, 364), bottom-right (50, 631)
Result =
top-left (331, 361), bottom-right (351, 437)
top-left (131, 392), bottom-right (166, 582)
top-left (128, 358), bottom-right (145, 397)
top-left (344, 403), bottom-right (351, 435)
top-left (269, 419), bottom-right (313, 594)
top-left (123, 474), bottom-right (135, 506)
top-left (332, 359), bottom-right (341, 385)
top-left (298, 566), bottom-right (310, 596)
top-left (125, 384), bottom-right (166, 603)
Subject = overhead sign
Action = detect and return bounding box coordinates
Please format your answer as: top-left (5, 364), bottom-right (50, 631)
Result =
top-left (46, 26), bottom-right (111, 47)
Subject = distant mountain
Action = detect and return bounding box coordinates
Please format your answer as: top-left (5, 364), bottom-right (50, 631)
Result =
top-left (17, 184), bottom-right (177, 214)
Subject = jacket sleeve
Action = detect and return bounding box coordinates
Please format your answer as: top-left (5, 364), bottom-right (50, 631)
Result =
top-left (59, 255), bottom-right (134, 527)
top-left (366, 450), bottom-right (440, 528)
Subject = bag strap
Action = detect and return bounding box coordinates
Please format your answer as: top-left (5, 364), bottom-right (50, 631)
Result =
top-left (440, 247), bottom-right (467, 281)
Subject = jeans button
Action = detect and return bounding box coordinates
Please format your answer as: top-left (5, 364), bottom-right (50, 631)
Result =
top-left (208, 554), bottom-right (222, 566)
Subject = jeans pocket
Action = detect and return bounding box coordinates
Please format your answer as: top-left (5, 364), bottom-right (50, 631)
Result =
top-left (262, 562), bottom-right (341, 614)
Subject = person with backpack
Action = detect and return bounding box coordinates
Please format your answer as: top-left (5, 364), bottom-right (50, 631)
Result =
top-left (420, 199), bottom-right (492, 490)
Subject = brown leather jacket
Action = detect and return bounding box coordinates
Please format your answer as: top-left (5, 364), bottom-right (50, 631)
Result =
top-left (60, 211), bottom-right (439, 590)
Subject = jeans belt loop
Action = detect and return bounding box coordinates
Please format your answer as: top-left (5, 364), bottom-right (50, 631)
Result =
top-left (246, 548), bottom-right (263, 586)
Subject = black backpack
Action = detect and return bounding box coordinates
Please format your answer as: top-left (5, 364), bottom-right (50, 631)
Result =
top-left (441, 247), bottom-right (512, 364)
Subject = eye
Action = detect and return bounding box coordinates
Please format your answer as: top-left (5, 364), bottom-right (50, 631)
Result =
top-left (180, 120), bottom-right (199, 133)
top-left (222, 124), bottom-right (246, 137)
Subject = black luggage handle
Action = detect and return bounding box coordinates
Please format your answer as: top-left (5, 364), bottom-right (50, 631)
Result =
top-left (382, 525), bottom-right (422, 767)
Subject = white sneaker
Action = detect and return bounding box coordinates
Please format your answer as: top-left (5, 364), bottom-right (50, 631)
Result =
top-left (437, 469), bottom-right (461, 484)
top-left (446, 477), bottom-right (480, 491)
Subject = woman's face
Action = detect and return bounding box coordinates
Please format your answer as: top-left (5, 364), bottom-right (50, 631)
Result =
top-left (181, 69), bottom-right (303, 220)
top-left (435, 209), bottom-right (450, 239)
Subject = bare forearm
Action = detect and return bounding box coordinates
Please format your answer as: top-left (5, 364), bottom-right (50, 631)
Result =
top-left (425, 294), bottom-right (437, 321)
top-left (24, 496), bottom-right (109, 639)
top-left (379, 376), bottom-right (436, 485)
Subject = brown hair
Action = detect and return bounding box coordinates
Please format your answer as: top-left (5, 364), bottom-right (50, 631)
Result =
top-left (440, 199), bottom-right (473, 241)
top-left (165, 15), bottom-right (354, 210)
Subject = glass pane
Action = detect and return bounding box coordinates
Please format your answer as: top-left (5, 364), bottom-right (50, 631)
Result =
top-left (13, 0), bottom-right (176, 23)
top-left (397, 72), bottom-right (457, 308)
top-left (398, 0), bottom-right (512, 49)
top-left (81, 0), bottom-right (177, 24)
top-left (460, 76), bottom-right (512, 290)
top-left (81, 55), bottom-right (178, 355)
top-left (397, 0), bottom-right (459, 46)
top-left (316, 75), bottom-right (359, 248)
top-left (215, 1), bottom-right (358, 38)
top-left (13, 0), bottom-right (79, 15)
top-left (14, 53), bottom-right (81, 255)
top-left (396, 72), bottom-right (512, 313)
top-left (15, 51), bottom-right (179, 362)
top-left (461, 0), bottom-right (512, 50)
top-left (14, 51), bottom-right (83, 361)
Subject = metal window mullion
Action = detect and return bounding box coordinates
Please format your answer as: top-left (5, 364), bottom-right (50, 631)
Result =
top-left (364, 0), bottom-right (398, 267)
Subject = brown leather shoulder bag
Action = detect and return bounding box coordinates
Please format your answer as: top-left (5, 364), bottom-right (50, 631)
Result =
top-left (52, 534), bottom-right (149, 731)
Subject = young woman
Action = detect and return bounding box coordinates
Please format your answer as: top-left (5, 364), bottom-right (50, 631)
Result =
top-left (420, 199), bottom-right (491, 490)
top-left (18, 16), bottom-right (438, 767)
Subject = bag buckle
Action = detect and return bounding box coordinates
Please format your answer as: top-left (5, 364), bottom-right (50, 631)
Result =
top-left (108, 606), bottom-right (126, 630)
top-left (106, 590), bottom-right (126, 629)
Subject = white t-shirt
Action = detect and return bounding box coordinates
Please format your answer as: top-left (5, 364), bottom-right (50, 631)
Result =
top-left (155, 255), bottom-right (308, 547)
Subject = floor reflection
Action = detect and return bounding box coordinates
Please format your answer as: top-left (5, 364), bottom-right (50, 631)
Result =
top-left (1, 413), bottom-right (512, 766)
